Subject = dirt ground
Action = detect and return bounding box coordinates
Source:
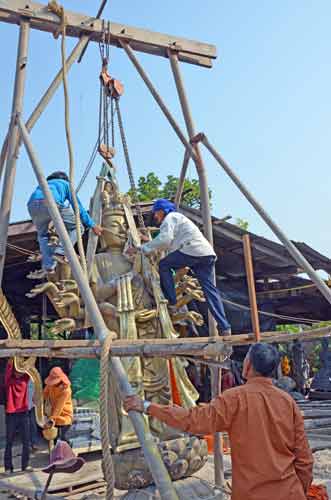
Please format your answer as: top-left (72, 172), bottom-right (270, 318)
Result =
top-left (0, 447), bottom-right (330, 499)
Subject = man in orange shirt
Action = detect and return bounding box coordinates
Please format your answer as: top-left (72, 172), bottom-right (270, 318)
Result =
top-left (124, 343), bottom-right (313, 500)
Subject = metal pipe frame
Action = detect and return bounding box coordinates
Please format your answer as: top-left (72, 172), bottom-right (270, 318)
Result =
top-left (0, 20), bottom-right (30, 284)
top-left (168, 48), bottom-right (225, 488)
top-left (17, 116), bottom-right (179, 500)
top-left (198, 133), bottom-right (331, 306)
top-left (120, 40), bottom-right (198, 164)
top-left (168, 51), bottom-right (213, 242)
top-left (0, 35), bottom-right (89, 182)
top-left (174, 148), bottom-right (190, 205)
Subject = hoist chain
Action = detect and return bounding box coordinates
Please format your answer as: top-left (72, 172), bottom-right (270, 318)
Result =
top-left (114, 98), bottom-right (145, 228)
top-left (110, 96), bottom-right (115, 148)
top-left (97, 23), bottom-right (144, 229)
top-left (98, 81), bottom-right (103, 147)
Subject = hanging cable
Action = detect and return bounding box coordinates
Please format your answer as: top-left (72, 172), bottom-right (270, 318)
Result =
top-left (222, 297), bottom-right (321, 324)
top-left (114, 98), bottom-right (145, 228)
top-left (111, 96), bottom-right (115, 148)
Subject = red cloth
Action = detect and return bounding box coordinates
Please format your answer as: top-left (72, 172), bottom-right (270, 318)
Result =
top-left (5, 361), bottom-right (29, 414)
top-left (307, 484), bottom-right (329, 500)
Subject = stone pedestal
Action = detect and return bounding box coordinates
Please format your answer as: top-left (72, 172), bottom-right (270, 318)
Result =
top-left (113, 437), bottom-right (208, 490)
top-left (119, 477), bottom-right (225, 499)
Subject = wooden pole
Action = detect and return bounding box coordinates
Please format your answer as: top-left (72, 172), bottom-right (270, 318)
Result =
top-left (242, 234), bottom-right (261, 341)
top-left (0, 0), bottom-right (216, 68)
top-left (198, 133), bottom-right (331, 306)
top-left (18, 117), bottom-right (179, 500)
top-left (1, 325), bottom-right (331, 358)
top-left (0, 36), bottom-right (89, 183)
top-left (0, 20), bottom-right (30, 283)
top-left (168, 48), bottom-right (225, 488)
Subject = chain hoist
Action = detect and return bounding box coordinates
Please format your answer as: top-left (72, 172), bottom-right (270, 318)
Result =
top-left (98, 27), bottom-right (145, 228)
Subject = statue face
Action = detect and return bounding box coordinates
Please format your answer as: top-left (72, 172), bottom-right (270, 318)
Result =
top-left (102, 210), bottom-right (128, 249)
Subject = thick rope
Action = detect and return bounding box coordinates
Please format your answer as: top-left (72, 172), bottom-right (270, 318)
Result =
top-left (48, 1), bottom-right (88, 279)
top-left (100, 335), bottom-right (115, 499)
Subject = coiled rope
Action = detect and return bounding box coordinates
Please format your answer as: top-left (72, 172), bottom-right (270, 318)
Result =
top-left (100, 334), bottom-right (115, 499)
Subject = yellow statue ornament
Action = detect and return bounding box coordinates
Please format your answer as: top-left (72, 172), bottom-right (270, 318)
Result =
top-left (0, 289), bottom-right (45, 428)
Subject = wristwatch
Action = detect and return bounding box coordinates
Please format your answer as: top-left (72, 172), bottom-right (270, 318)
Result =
top-left (143, 400), bottom-right (151, 414)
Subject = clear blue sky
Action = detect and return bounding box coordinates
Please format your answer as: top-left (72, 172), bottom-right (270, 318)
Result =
top-left (1, 1), bottom-right (330, 256)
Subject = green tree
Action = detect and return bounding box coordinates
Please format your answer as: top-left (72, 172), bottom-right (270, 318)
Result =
top-left (129, 172), bottom-right (162, 201)
top-left (236, 218), bottom-right (249, 231)
top-left (130, 172), bottom-right (212, 209)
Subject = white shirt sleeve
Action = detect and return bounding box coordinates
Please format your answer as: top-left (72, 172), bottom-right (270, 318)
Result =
top-left (141, 215), bottom-right (175, 255)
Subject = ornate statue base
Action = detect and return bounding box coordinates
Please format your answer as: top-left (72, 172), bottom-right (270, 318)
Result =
top-left (118, 476), bottom-right (225, 499)
top-left (112, 436), bottom-right (208, 490)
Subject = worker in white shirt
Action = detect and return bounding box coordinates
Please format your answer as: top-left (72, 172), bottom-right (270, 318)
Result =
top-left (137, 199), bottom-right (231, 335)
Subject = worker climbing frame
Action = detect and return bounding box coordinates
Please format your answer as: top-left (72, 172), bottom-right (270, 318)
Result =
top-left (0, 1), bottom-right (331, 498)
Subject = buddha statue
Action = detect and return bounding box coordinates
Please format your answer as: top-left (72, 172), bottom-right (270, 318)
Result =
top-left (27, 173), bottom-right (208, 489)
top-left (91, 182), bottom-right (199, 452)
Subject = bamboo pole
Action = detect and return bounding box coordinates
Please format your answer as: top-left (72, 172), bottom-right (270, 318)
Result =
top-left (168, 48), bottom-right (226, 488)
top-left (174, 149), bottom-right (190, 205)
top-left (1, 324), bottom-right (330, 358)
top-left (197, 133), bottom-right (331, 306)
top-left (17, 117), bottom-right (179, 500)
top-left (0, 20), bottom-right (30, 283)
top-left (242, 234), bottom-right (261, 341)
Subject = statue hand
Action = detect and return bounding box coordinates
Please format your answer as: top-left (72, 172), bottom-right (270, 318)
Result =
top-left (135, 308), bottom-right (158, 322)
top-left (126, 246), bottom-right (139, 257)
top-left (44, 418), bottom-right (55, 429)
top-left (49, 318), bottom-right (76, 335)
top-left (123, 395), bottom-right (144, 413)
top-left (92, 225), bottom-right (103, 236)
top-left (139, 232), bottom-right (150, 242)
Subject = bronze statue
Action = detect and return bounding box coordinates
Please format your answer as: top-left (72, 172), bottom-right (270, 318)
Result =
top-left (26, 171), bottom-right (208, 488)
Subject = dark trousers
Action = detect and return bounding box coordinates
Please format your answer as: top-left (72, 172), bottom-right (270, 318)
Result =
top-left (28, 408), bottom-right (38, 447)
top-left (4, 412), bottom-right (30, 471)
top-left (159, 250), bottom-right (231, 332)
top-left (55, 425), bottom-right (71, 444)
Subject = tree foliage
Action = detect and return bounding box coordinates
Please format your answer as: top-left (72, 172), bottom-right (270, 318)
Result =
top-left (236, 218), bottom-right (249, 231)
top-left (129, 172), bottom-right (211, 209)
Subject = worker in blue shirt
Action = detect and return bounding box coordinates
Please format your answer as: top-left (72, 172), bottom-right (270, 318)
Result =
top-left (28, 171), bottom-right (102, 274)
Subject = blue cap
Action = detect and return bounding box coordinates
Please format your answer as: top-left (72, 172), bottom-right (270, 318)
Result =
top-left (152, 199), bottom-right (177, 215)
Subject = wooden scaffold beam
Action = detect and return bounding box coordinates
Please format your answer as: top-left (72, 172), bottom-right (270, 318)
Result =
top-left (0, 0), bottom-right (217, 68)
top-left (1, 325), bottom-right (331, 359)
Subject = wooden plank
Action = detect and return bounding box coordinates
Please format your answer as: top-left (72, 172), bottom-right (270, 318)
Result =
top-left (302, 410), bottom-right (331, 419)
top-left (304, 419), bottom-right (331, 430)
top-left (0, 339), bottom-right (99, 348)
top-left (0, 0), bottom-right (216, 68)
top-left (0, 479), bottom-right (63, 499)
top-left (2, 461), bottom-right (104, 495)
top-left (57, 480), bottom-right (105, 497)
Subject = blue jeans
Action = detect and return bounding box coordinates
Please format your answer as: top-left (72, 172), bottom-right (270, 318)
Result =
top-left (28, 200), bottom-right (83, 270)
top-left (159, 250), bottom-right (231, 332)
